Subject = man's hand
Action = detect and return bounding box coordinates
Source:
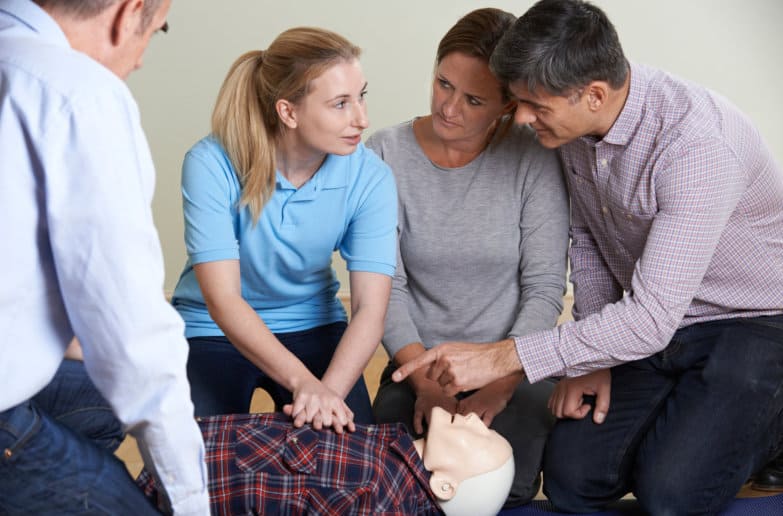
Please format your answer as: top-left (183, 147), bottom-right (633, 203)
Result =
top-left (548, 369), bottom-right (611, 424)
top-left (457, 372), bottom-right (523, 427)
top-left (392, 339), bottom-right (522, 396)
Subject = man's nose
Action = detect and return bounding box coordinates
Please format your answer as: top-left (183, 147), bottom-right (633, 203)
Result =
top-left (514, 104), bottom-right (536, 125)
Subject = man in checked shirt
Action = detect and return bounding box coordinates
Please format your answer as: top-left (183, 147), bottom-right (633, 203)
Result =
top-left (393, 0), bottom-right (783, 514)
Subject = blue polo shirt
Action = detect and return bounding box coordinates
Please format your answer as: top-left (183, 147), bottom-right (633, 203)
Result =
top-left (171, 136), bottom-right (397, 336)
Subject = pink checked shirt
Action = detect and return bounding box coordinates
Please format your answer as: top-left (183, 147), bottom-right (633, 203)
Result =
top-left (516, 63), bottom-right (783, 382)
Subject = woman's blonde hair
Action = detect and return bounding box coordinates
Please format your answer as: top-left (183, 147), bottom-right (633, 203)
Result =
top-left (211, 27), bottom-right (361, 221)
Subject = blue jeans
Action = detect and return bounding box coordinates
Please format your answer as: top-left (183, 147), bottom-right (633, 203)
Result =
top-left (543, 314), bottom-right (783, 515)
top-left (187, 321), bottom-right (375, 423)
top-left (0, 359), bottom-right (159, 515)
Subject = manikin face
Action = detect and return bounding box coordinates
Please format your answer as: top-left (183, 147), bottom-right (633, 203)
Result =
top-left (508, 81), bottom-right (592, 149)
top-left (422, 407), bottom-right (512, 500)
top-left (287, 58), bottom-right (369, 156)
top-left (430, 52), bottom-right (511, 147)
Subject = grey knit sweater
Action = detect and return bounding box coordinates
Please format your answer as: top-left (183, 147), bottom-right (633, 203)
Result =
top-left (366, 120), bottom-right (570, 358)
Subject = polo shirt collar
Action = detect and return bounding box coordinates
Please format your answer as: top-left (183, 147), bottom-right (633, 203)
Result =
top-left (276, 152), bottom-right (349, 200)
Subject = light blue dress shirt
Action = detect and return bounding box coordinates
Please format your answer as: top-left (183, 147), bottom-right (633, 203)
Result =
top-left (0, 1), bottom-right (208, 513)
top-left (171, 136), bottom-right (397, 337)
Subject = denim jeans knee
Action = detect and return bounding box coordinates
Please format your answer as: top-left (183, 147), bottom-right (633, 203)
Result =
top-left (1, 401), bottom-right (158, 515)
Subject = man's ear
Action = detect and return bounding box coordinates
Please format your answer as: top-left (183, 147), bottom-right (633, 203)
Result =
top-left (276, 99), bottom-right (298, 129)
top-left (109, 0), bottom-right (143, 46)
top-left (429, 472), bottom-right (459, 501)
top-left (585, 81), bottom-right (609, 112)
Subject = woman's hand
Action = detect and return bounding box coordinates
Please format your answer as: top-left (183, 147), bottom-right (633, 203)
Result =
top-left (283, 378), bottom-right (356, 434)
top-left (457, 372), bottom-right (523, 427)
top-left (413, 383), bottom-right (458, 435)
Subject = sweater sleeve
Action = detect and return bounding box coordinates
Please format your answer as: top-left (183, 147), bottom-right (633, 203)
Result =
top-left (366, 132), bottom-right (423, 358)
top-left (509, 146), bottom-right (570, 337)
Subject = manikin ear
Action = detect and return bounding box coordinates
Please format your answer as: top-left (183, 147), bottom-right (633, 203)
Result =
top-left (109, 0), bottom-right (144, 47)
top-left (584, 81), bottom-right (609, 112)
top-left (430, 471), bottom-right (459, 501)
top-left (276, 99), bottom-right (298, 129)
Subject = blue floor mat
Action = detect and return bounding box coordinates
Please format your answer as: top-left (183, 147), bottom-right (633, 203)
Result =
top-left (498, 494), bottom-right (783, 515)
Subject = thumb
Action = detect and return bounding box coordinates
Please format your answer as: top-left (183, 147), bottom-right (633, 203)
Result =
top-left (592, 379), bottom-right (611, 424)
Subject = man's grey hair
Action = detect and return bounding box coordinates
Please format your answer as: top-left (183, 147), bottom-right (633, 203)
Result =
top-left (33, 0), bottom-right (163, 31)
top-left (489, 0), bottom-right (628, 97)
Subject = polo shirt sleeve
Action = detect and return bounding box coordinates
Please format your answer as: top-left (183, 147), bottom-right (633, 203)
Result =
top-left (181, 140), bottom-right (241, 265)
top-left (339, 155), bottom-right (398, 277)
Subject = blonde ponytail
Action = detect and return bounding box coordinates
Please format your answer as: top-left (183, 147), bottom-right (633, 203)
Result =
top-left (211, 51), bottom-right (275, 222)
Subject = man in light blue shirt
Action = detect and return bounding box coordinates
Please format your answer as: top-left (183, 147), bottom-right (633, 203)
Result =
top-left (0, 0), bottom-right (209, 513)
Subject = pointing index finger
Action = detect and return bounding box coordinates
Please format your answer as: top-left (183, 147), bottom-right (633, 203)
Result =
top-left (392, 348), bottom-right (438, 383)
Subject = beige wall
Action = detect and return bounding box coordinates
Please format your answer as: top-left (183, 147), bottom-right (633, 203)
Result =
top-left (127, 0), bottom-right (783, 293)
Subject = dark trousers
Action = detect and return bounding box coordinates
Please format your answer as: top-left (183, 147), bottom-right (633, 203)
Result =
top-left (186, 321), bottom-right (375, 423)
top-left (0, 360), bottom-right (158, 515)
top-left (544, 314), bottom-right (783, 515)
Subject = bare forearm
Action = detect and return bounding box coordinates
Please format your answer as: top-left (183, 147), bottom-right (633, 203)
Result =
top-left (208, 295), bottom-right (317, 393)
top-left (322, 307), bottom-right (383, 397)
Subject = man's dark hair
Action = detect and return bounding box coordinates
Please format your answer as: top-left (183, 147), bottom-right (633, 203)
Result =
top-left (33, 0), bottom-right (163, 31)
top-left (489, 0), bottom-right (628, 96)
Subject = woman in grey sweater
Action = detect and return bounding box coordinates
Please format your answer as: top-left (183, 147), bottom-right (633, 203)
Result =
top-left (366, 8), bottom-right (569, 507)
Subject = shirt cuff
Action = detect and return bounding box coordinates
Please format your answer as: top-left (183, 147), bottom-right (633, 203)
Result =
top-left (169, 488), bottom-right (210, 516)
top-left (513, 327), bottom-right (567, 383)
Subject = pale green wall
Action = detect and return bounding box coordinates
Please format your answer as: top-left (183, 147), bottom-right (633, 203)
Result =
top-left (127, 0), bottom-right (783, 293)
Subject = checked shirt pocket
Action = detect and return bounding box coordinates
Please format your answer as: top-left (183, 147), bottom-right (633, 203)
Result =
top-left (234, 424), bottom-right (319, 475)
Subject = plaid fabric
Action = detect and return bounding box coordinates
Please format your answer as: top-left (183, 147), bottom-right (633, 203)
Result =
top-left (137, 413), bottom-right (443, 515)
top-left (516, 63), bottom-right (783, 382)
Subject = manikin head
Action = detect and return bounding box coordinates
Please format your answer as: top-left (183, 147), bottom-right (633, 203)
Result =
top-left (414, 407), bottom-right (514, 516)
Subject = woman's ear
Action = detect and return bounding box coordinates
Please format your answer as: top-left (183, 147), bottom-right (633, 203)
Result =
top-left (276, 99), bottom-right (298, 129)
top-left (430, 472), bottom-right (459, 501)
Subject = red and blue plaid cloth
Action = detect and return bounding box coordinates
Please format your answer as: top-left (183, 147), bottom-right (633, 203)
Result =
top-left (137, 412), bottom-right (443, 515)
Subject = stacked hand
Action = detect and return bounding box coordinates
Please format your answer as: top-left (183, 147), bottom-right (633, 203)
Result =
top-left (283, 378), bottom-right (355, 433)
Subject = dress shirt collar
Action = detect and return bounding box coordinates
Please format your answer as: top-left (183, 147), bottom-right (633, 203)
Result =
top-left (389, 435), bottom-right (440, 503)
top-left (589, 61), bottom-right (648, 148)
top-left (0, 0), bottom-right (69, 48)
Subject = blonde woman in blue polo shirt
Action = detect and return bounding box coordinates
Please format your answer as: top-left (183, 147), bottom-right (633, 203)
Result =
top-left (171, 27), bottom-right (397, 432)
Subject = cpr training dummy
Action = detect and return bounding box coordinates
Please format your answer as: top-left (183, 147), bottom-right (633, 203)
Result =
top-left (137, 406), bottom-right (513, 515)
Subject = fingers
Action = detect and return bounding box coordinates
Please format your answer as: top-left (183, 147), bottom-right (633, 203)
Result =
top-left (288, 388), bottom-right (356, 433)
top-left (592, 376), bottom-right (612, 424)
top-left (413, 406), bottom-right (425, 435)
top-left (481, 411), bottom-right (495, 427)
top-left (392, 348), bottom-right (438, 383)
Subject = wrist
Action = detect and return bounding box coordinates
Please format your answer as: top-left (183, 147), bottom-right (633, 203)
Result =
top-left (499, 338), bottom-right (525, 378)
